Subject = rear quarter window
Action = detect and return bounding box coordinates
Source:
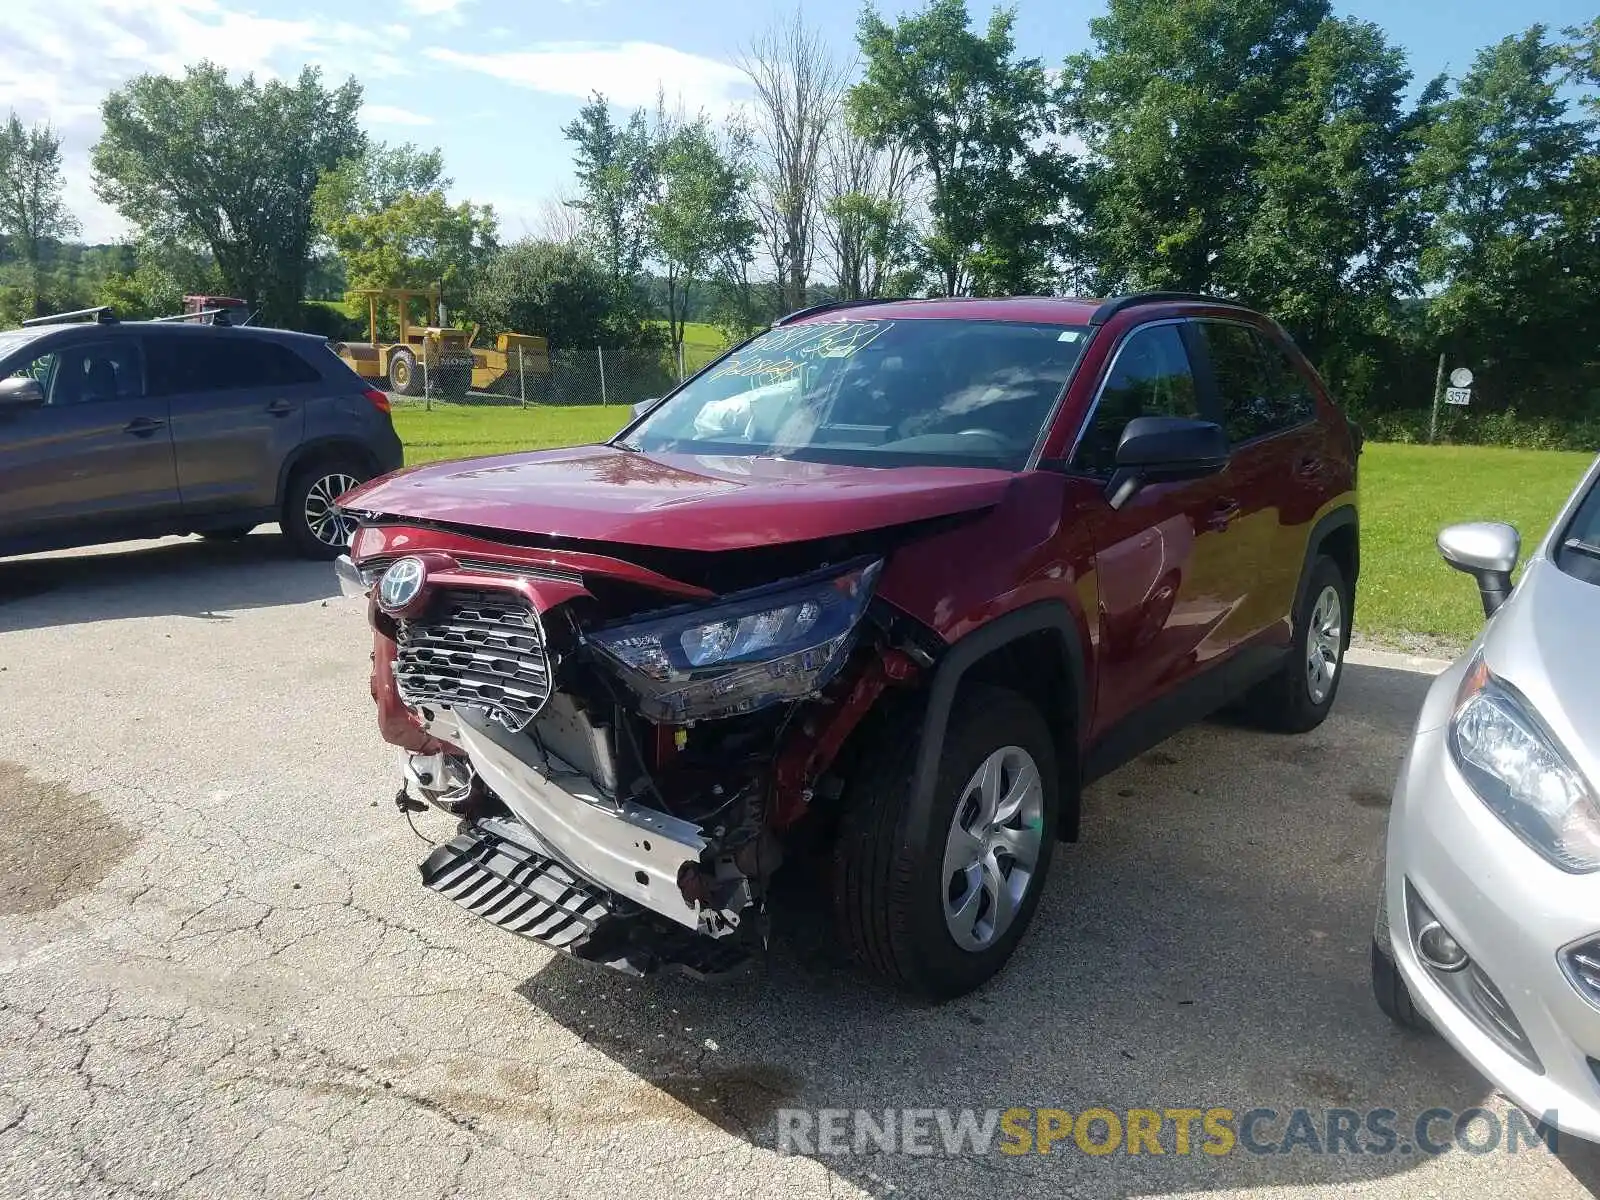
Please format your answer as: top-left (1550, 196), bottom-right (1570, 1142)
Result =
top-left (145, 334), bottom-right (322, 395)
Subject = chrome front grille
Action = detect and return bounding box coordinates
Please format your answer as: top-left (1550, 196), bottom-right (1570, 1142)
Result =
top-left (394, 589), bottom-right (552, 731)
top-left (1564, 938), bottom-right (1600, 1008)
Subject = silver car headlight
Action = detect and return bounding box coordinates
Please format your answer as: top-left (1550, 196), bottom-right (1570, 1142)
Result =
top-left (588, 559), bottom-right (882, 723)
top-left (1448, 654), bottom-right (1600, 872)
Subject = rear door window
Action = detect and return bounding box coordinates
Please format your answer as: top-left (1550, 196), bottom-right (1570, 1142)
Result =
top-left (1073, 324), bottom-right (1200, 475)
top-left (145, 335), bottom-right (321, 396)
top-left (1200, 321), bottom-right (1315, 444)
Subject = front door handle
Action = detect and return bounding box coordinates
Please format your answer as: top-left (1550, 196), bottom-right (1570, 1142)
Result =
top-left (266, 398), bottom-right (295, 416)
top-left (123, 416), bottom-right (166, 437)
top-left (1205, 498), bottom-right (1242, 532)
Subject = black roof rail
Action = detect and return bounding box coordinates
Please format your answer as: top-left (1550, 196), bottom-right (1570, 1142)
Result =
top-left (1088, 292), bottom-right (1246, 326)
top-left (773, 297), bottom-right (906, 326)
top-left (21, 305), bottom-right (119, 328)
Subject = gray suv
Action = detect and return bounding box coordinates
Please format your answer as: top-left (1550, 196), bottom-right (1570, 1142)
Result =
top-left (0, 314), bottom-right (403, 560)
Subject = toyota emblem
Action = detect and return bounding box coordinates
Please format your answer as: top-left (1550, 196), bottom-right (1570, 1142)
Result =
top-left (377, 556), bottom-right (427, 613)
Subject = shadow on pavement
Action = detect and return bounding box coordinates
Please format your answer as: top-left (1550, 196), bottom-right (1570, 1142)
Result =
top-left (517, 661), bottom-right (1590, 1196)
top-left (0, 530), bottom-right (339, 633)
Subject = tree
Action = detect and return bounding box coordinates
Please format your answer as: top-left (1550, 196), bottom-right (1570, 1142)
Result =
top-left (562, 93), bottom-right (658, 315)
top-left (648, 104), bottom-right (758, 362)
top-left (316, 142), bottom-right (496, 298)
top-left (469, 239), bottom-right (613, 350)
top-left (820, 125), bottom-right (922, 299)
top-left (1414, 26), bottom-right (1598, 416)
top-left (1226, 19), bottom-right (1440, 363)
top-left (0, 112), bottom-right (78, 316)
top-left (849, 0), bottom-right (1069, 295)
top-left (1065, 0), bottom-right (1331, 293)
top-left (738, 11), bottom-right (849, 312)
top-left (92, 63), bottom-right (364, 326)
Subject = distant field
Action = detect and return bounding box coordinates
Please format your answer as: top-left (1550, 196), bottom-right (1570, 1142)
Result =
top-left (392, 404), bottom-right (627, 465)
top-left (657, 321), bottom-right (732, 373)
top-left (386, 410), bottom-right (1594, 647)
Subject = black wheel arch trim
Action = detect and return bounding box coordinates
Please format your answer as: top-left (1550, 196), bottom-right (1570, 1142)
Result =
top-left (905, 601), bottom-right (1089, 849)
top-left (276, 438), bottom-right (383, 507)
top-left (1293, 505), bottom-right (1359, 621)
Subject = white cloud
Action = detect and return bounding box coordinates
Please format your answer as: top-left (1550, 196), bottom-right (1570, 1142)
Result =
top-left (426, 42), bottom-right (750, 115)
top-left (364, 104), bottom-right (436, 127)
top-left (0, 0), bottom-right (420, 243)
top-left (400, 0), bottom-right (473, 26)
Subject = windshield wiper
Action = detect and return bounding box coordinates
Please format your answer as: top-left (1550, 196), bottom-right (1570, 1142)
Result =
top-left (1563, 537), bottom-right (1600, 560)
top-left (613, 438), bottom-right (640, 453)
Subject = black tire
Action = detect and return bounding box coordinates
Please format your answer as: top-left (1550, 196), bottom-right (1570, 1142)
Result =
top-left (1372, 939), bottom-right (1429, 1031)
top-left (281, 459), bottom-right (367, 560)
top-left (1241, 554), bottom-right (1350, 733)
top-left (199, 525), bottom-right (255, 541)
top-left (387, 348), bottom-right (420, 396)
top-left (832, 685), bottom-right (1059, 1000)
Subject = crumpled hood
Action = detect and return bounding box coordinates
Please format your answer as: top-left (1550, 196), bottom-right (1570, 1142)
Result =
top-left (340, 445), bottom-right (1017, 552)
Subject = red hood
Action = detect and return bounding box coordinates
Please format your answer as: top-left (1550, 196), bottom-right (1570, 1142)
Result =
top-left (340, 445), bottom-right (1016, 552)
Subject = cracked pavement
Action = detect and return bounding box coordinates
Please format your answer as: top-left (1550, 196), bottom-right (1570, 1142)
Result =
top-left (2, 531), bottom-right (1599, 1199)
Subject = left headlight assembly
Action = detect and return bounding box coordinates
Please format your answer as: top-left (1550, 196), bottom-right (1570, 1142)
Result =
top-left (588, 558), bottom-right (883, 722)
top-left (1448, 654), bottom-right (1600, 873)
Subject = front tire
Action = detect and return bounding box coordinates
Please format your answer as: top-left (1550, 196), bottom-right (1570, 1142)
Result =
top-left (1242, 554), bottom-right (1350, 733)
top-left (282, 461), bottom-right (365, 560)
top-left (832, 686), bottom-right (1059, 1000)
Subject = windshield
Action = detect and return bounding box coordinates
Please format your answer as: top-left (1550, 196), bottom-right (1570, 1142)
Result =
top-left (1556, 466), bottom-right (1600, 587)
top-left (622, 318), bottom-right (1092, 470)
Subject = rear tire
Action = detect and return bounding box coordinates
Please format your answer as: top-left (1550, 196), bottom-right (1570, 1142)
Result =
top-left (282, 460), bottom-right (366, 560)
top-left (832, 686), bottom-right (1058, 1000)
top-left (1241, 554), bottom-right (1349, 733)
top-left (387, 348), bottom-right (420, 396)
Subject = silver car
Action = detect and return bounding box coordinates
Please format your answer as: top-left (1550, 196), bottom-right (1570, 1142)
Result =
top-left (1375, 455), bottom-right (1600, 1141)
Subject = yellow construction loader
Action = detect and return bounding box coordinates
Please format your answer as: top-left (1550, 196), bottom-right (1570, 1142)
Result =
top-left (332, 287), bottom-right (550, 399)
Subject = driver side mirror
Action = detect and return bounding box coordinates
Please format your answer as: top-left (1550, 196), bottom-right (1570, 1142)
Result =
top-left (0, 376), bottom-right (44, 410)
top-left (631, 397), bottom-right (661, 420)
top-left (1106, 416), bottom-right (1229, 510)
top-left (1438, 522), bottom-right (1520, 617)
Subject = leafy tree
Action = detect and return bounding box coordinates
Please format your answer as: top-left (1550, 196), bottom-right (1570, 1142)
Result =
top-left (1065, 0), bottom-right (1331, 293)
top-left (821, 127), bottom-right (922, 299)
top-left (316, 143), bottom-right (496, 300)
top-left (92, 63), bottom-right (364, 326)
top-left (1414, 26), bottom-right (1597, 415)
top-left (849, 0), bottom-right (1068, 295)
top-left (562, 93), bottom-right (658, 316)
top-left (468, 239), bottom-right (614, 350)
top-left (649, 106), bottom-right (758, 360)
top-left (0, 112), bottom-right (78, 316)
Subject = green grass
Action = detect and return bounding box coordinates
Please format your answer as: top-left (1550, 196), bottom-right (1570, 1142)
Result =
top-left (651, 321), bottom-right (731, 373)
top-left (393, 404), bottom-right (626, 465)
top-left (1356, 443), bottom-right (1590, 647)
top-left (388, 412), bottom-right (1592, 647)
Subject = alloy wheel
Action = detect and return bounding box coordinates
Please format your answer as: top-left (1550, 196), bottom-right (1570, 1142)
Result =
top-left (1305, 584), bottom-right (1343, 705)
top-left (941, 745), bottom-right (1046, 952)
top-left (303, 472), bottom-right (360, 548)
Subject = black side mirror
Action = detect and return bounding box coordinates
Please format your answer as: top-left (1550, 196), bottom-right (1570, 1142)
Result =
top-left (1438, 522), bottom-right (1520, 617)
top-left (1106, 416), bottom-right (1229, 509)
top-left (632, 397), bottom-right (661, 420)
top-left (0, 376), bottom-right (44, 410)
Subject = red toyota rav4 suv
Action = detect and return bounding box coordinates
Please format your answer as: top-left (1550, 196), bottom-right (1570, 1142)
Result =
top-left (335, 292), bottom-right (1360, 999)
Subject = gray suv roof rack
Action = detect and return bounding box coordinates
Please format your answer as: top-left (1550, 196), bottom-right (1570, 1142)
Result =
top-left (21, 305), bottom-right (119, 328)
top-left (1088, 292), bottom-right (1246, 325)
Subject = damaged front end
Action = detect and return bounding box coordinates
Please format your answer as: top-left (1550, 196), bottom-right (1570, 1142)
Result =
top-left (339, 525), bottom-right (925, 978)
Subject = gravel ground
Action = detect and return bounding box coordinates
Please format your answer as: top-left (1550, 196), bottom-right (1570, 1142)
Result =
top-left (2, 531), bottom-right (1597, 1199)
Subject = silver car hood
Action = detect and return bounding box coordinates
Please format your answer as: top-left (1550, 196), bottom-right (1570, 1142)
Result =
top-left (1481, 556), bottom-right (1600, 785)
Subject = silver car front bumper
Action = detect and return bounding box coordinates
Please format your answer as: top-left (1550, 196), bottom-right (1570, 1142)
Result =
top-left (1385, 666), bottom-right (1600, 1142)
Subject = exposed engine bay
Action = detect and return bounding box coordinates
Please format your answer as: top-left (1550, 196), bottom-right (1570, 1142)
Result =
top-left (340, 517), bottom-right (945, 977)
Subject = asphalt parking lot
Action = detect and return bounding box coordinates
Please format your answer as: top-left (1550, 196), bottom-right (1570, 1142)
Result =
top-left (2, 530), bottom-right (1598, 1199)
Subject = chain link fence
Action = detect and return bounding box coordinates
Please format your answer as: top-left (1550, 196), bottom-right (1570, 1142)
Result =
top-left (388, 344), bottom-right (682, 410)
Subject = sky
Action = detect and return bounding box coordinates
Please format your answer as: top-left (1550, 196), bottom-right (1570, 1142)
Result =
top-left (0, 0), bottom-right (1594, 246)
